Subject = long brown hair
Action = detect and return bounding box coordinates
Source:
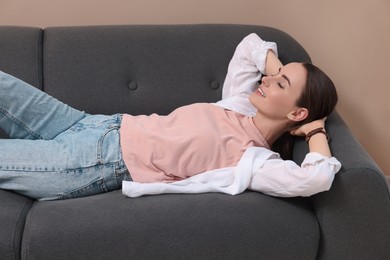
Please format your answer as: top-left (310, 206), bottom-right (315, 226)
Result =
top-left (271, 63), bottom-right (338, 160)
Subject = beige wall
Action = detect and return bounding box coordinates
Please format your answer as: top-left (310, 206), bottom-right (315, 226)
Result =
top-left (1, 0), bottom-right (389, 175)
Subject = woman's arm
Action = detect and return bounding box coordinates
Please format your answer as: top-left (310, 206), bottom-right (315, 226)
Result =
top-left (216, 34), bottom-right (278, 116)
top-left (249, 119), bottom-right (340, 197)
top-left (249, 152), bottom-right (340, 197)
top-left (221, 33), bottom-right (278, 99)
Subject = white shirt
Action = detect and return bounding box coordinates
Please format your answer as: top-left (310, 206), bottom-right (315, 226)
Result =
top-left (122, 33), bottom-right (341, 198)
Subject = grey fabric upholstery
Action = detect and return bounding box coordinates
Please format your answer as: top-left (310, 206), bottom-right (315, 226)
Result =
top-left (0, 190), bottom-right (33, 260)
top-left (0, 26), bottom-right (42, 88)
top-left (22, 191), bottom-right (318, 259)
top-left (0, 24), bottom-right (389, 260)
top-left (42, 24), bottom-right (309, 116)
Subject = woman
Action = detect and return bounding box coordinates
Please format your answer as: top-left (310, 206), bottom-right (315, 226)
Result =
top-left (0, 33), bottom-right (340, 200)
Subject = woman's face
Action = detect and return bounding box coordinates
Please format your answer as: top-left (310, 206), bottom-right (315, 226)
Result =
top-left (249, 62), bottom-right (307, 121)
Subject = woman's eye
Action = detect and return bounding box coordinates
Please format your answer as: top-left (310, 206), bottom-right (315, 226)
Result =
top-left (278, 83), bottom-right (285, 89)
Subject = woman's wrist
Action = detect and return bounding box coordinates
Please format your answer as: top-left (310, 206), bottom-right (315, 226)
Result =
top-left (305, 127), bottom-right (329, 143)
top-left (304, 122), bottom-right (332, 157)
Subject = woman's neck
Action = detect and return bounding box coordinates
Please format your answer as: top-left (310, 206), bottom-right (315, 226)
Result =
top-left (252, 113), bottom-right (291, 146)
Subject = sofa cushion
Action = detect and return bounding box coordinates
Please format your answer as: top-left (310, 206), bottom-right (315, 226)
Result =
top-left (22, 190), bottom-right (318, 259)
top-left (0, 190), bottom-right (33, 260)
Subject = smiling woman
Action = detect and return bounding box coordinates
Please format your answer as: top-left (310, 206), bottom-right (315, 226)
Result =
top-left (0, 32), bottom-right (340, 200)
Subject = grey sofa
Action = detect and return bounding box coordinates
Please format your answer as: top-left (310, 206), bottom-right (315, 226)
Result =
top-left (0, 24), bottom-right (389, 260)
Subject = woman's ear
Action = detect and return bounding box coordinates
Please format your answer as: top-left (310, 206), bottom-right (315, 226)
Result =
top-left (287, 108), bottom-right (308, 122)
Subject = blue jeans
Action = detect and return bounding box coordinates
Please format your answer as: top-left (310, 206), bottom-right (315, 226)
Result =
top-left (0, 71), bottom-right (130, 200)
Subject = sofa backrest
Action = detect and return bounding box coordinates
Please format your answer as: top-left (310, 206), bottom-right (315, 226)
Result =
top-left (0, 24), bottom-right (310, 117)
top-left (0, 26), bottom-right (43, 88)
top-left (41, 24), bottom-right (311, 115)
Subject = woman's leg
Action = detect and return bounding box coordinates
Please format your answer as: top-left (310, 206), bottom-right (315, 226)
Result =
top-left (0, 71), bottom-right (85, 140)
top-left (0, 114), bottom-right (129, 200)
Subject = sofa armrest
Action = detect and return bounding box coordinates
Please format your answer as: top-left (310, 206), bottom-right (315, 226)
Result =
top-left (294, 112), bottom-right (390, 259)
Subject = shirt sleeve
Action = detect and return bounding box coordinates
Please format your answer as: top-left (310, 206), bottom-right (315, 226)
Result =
top-left (221, 33), bottom-right (278, 100)
top-left (248, 153), bottom-right (342, 197)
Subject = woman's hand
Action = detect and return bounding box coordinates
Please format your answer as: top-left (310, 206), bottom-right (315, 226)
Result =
top-left (290, 118), bottom-right (332, 158)
top-left (265, 50), bottom-right (283, 76)
top-left (290, 118), bottom-right (326, 136)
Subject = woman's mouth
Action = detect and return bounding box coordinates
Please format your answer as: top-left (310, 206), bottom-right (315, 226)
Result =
top-left (257, 87), bottom-right (266, 97)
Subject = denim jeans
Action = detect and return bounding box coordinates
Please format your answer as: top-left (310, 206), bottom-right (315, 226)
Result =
top-left (0, 71), bottom-right (130, 200)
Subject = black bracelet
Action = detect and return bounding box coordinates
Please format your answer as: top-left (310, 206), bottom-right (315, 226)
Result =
top-left (305, 127), bottom-right (329, 142)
